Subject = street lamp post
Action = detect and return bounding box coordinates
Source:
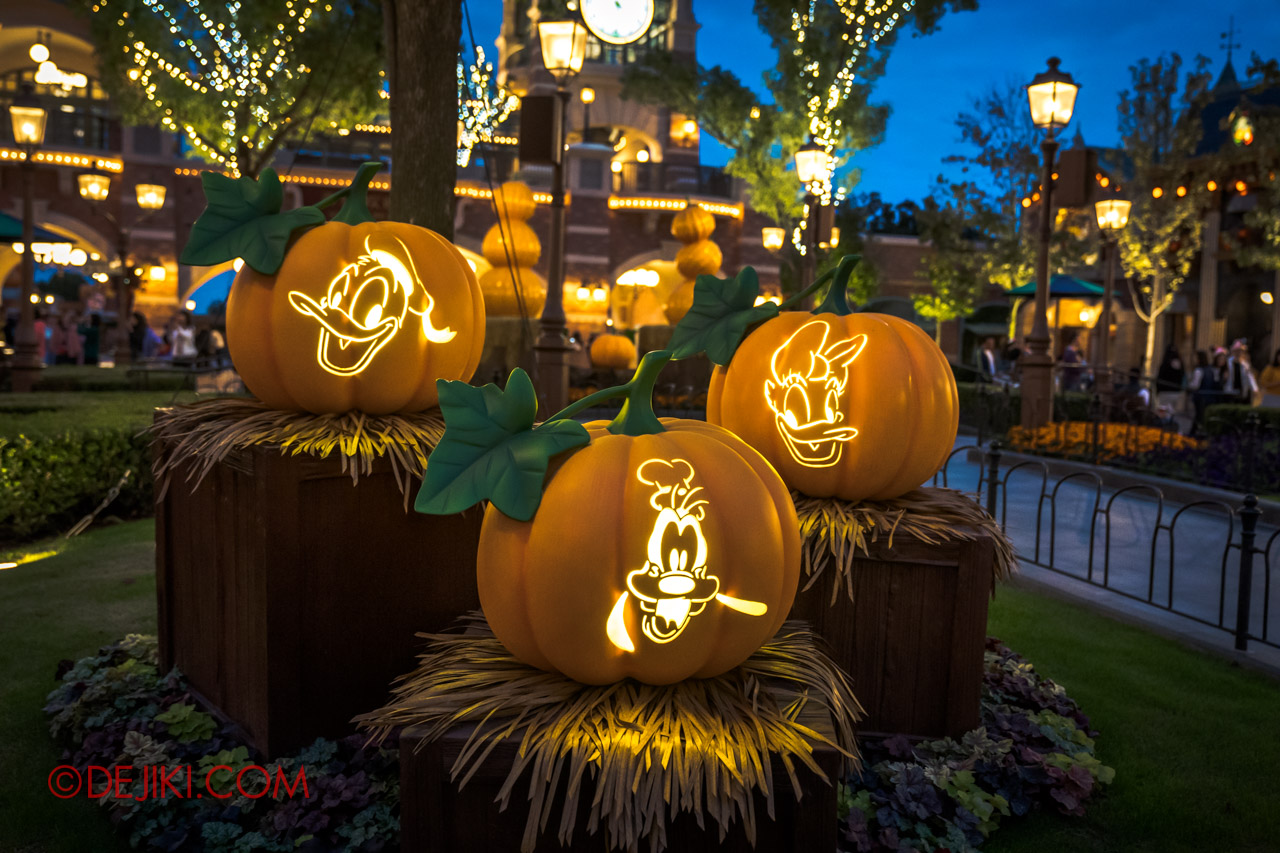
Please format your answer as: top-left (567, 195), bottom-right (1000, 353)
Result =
top-left (1021, 57), bottom-right (1079, 429)
top-left (8, 84), bottom-right (48, 393)
top-left (77, 172), bottom-right (167, 364)
top-left (1093, 198), bottom-right (1131, 415)
top-left (793, 136), bottom-right (833, 294)
top-left (533, 18), bottom-right (587, 415)
top-left (579, 86), bottom-right (594, 142)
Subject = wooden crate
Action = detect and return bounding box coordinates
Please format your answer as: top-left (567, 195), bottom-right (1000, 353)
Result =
top-left (155, 438), bottom-right (482, 757)
top-left (398, 704), bottom-right (840, 853)
top-left (789, 528), bottom-right (994, 738)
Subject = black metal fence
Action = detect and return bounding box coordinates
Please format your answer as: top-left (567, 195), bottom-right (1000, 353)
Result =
top-left (934, 441), bottom-right (1277, 652)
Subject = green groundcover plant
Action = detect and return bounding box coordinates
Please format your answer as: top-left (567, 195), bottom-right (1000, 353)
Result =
top-left (46, 636), bottom-right (1110, 852)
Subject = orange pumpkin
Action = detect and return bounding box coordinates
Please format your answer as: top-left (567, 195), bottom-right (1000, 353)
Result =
top-left (707, 312), bottom-right (958, 502)
top-left (478, 181), bottom-right (546, 317)
top-left (589, 332), bottom-right (637, 370)
top-left (227, 221), bottom-right (484, 414)
top-left (671, 203), bottom-right (715, 242)
top-left (477, 419), bottom-right (801, 685)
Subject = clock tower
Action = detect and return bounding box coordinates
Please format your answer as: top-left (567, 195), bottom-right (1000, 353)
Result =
top-left (496, 0), bottom-right (701, 179)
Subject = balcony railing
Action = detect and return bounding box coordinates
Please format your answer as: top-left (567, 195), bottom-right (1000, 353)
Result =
top-left (611, 162), bottom-right (734, 199)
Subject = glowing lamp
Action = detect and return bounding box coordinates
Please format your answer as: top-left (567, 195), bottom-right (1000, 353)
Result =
top-left (830, 226), bottom-right (841, 248)
top-left (1026, 57), bottom-right (1078, 131)
top-left (148, 265), bottom-right (166, 281)
top-left (636, 148), bottom-right (650, 163)
top-left (8, 86), bottom-right (47, 147)
top-left (1094, 199), bottom-right (1131, 232)
top-left (580, 86), bottom-right (595, 104)
top-left (185, 299), bottom-right (197, 311)
top-left (44, 294), bottom-right (54, 304)
top-left (78, 171), bottom-right (112, 202)
top-left (761, 227), bottom-right (785, 251)
top-left (1262, 292), bottom-right (1275, 306)
top-left (28, 293), bottom-right (39, 304)
top-left (794, 137), bottom-right (832, 187)
top-left (610, 160), bottom-right (623, 173)
top-left (707, 300), bottom-right (959, 503)
top-left (592, 286), bottom-right (608, 302)
top-left (135, 184), bottom-right (167, 210)
top-left (576, 285), bottom-right (591, 301)
top-left (538, 19), bottom-right (588, 82)
top-left (29, 43), bottom-right (50, 63)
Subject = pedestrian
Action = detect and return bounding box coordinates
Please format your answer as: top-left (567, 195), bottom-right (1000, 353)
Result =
top-left (1260, 348), bottom-right (1280, 408)
top-left (1059, 333), bottom-right (1088, 391)
top-left (1155, 343), bottom-right (1186, 413)
top-left (83, 314), bottom-right (101, 365)
top-left (1224, 339), bottom-right (1258, 405)
top-left (1189, 350), bottom-right (1223, 432)
top-left (32, 308), bottom-right (47, 366)
top-left (978, 336), bottom-right (999, 381)
top-left (62, 310), bottom-right (85, 366)
top-left (170, 310), bottom-right (197, 363)
top-left (129, 311), bottom-right (150, 360)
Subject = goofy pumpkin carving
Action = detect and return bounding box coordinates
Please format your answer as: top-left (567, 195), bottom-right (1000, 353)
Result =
top-left (607, 457), bottom-right (768, 652)
top-left (763, 321), bottom-right (867, 468)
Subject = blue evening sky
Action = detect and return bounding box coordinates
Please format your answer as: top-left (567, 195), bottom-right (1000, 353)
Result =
top-left (466, 0), bottom-right (1278, 203)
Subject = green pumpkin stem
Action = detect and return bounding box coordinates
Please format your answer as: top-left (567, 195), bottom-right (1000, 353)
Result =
top-left (812, 254), bottom-right (862, 316)
top-left (542, 350), bottom-right (672, 436)
top-left (607, 350), bottom-right (671, 436)
top-left (328, 161), bottom-right (383, 224)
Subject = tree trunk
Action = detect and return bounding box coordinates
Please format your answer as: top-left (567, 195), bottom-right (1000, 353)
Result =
top-left (384, 0), bottom-right (460, 237)
top-left (1142, 273), bottom-right (1165, 377)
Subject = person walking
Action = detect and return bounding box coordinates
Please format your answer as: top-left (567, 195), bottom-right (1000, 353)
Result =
top-left (1260, 348), bottom-right (1280, 408)
top-left (1155, 344), bottom-right (1186, 413)
top-left (1189, 351), bottom-right (1222, 433)
top-left (978, 336), bottom-right (999, 381)
top-left (170, 310), bottom-right (197, 363)
top-left (1224, 340), bottom-right (1259, 405)
top-left (1059, 334), bottom-right (1088, 391)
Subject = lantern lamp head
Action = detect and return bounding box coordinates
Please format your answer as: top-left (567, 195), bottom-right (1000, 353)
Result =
top-left (580, 86), bottom-right (596, 104)
top-left (78, 170), bottom-right (112, 202)
top-left (761, 227), bottom-right (785, 252)
top-left (538, 19), bottom-right (588, 82)
top-left (1026, 57), bottom-right (1078, 133)
top-left (8, 84), bottom-right (47, 147)
top-left (1094, 198), bottom-right (1131, 232)
top-left (794, 136), bottom-right (832, 188)
top-left (136, 184), bottom-right (167, 210)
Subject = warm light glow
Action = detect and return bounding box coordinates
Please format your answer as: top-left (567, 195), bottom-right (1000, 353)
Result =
top-left (0, 562), bottom-right (16, 570)
top-left (606, 458), bottom-right (766, 653)
top-left (1100, 177), bottom-right (1110, 188)
top-left (92, 272), bottom-right (109, 282)
top-left (592, 286), bottom-right (608, 302)
top-left (1262, 292), bottom-right (1275, 306)
top-left (1236, 180), bottom-right (1247, 194)
top-left (9, 105), bottom-right (48, 147)
top-left (764, 322), bottom-right (867, 467)
top-left (288, 233), bottom-right (456, 377)
top-left (617, 268), bottom-right (659, 287)
top-left (233, 258), bottom-right (245, 272)
top-left (538, 19), bottom-right (588, 81)
top-left (607, 197), bottom-right (742, 218)
top-left (580, 86), bottom-right (595, 104)
top-left (830, 226), bottom-right (841, 248)
top-left (135, 184), bottom-right (166, 210)
top-left (794, 137), bottom-right (833, 187)
top-left (1177, 186), bottom-right (1187, 197)
top-left (1208, 180), bottom-right (1218, 192)
top-left (1094, 199), bottom-right (1131, 232)
top-left (29, 43), bottom-right (50, 63)
top-left (149, 265), bottom-right (166, 281)
top-left (185, 299), bottom-right (197, 311)
top-left (576, 286), bottom-right (591, 301)
top-left (753, 295), bottom-right (782, 307)
top-left (29, 294), bottom-right (39, 304)
top-left (78, 172), bottom-right (111, 201)
top-left (1151, 187), bottom-right (1163, 199)
top-left (44, 294), bottom-right (54, 304)
top-left (610, 160), bottom-right (623, 173)
top-left (761, 227), bottom-right (786, 251)
top-left (12, 241), bottom-right (85, 266)
top-left (1021, 197), bottom-right (1032, 208)
top-left (636, 149), bottom-right (650, 163)
top-left (1026, 58), bottom-right (1078, 130)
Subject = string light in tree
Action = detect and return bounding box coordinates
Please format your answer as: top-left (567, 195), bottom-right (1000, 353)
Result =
top-left (456, 48), bottom-right (517, 167)
top-left (92, 0), bottom-right (328, 176)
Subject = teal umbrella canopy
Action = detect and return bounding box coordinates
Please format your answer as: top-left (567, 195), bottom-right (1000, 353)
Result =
top-left (1006, 275), bottom-right (1104, 297)
top-left (0, 211), bottom-right (71, 244)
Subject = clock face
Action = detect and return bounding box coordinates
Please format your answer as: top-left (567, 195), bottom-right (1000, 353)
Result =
top-left (581, 0), bottom-right (655, 45)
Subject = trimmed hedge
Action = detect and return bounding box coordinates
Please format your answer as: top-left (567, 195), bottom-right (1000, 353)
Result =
top-left (955, 382), bottom-right (1093, 433)
top-left (1203, 404), bottom-right (1280, 437)
top-left (0, 428), bottom-right (153, 544)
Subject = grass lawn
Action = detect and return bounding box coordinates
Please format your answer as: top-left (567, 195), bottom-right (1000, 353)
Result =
top-left (1, 522), bottom-right (1277, 852)
top-left (0, 391), bottom-right (199, 439)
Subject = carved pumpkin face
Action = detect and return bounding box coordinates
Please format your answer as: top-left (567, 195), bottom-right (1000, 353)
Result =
top-left (476, 419), bottom-right (800, 685)
top-left (708, 313), bottom-right (958, 502)
top-left (226, 221), bottom-right (484, 414)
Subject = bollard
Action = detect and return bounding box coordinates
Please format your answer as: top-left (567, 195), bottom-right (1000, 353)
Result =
top-left (986, 438), bottom-right (1002, 519)
top-left (1243, 412), bottom-right (1260, 496)
top-left (1235, 493), bottom-right (1260, 652)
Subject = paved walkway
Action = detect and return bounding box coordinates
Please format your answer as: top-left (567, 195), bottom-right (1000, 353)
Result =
top-left (937, 437), bottom-right (1280, 677)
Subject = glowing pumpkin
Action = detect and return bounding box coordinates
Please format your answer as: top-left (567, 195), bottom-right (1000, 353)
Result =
top-left (227, 222), bottom-right (485, 414)
top-left (671, 203), bottom-right (715, 243)
top-left (478, 181), bottom-right (546, 317)
top-left (477, 419), bottom-right (800, 685)
top-left (589, 332), bottom-right (637, 370)
top-left (707, 311), bottom-right (958, 502)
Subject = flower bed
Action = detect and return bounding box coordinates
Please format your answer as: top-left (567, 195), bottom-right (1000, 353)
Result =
top-left (1006, 421), bottom-right (1202, 462)
top-left (47, 636), bottom-right (1110, 852)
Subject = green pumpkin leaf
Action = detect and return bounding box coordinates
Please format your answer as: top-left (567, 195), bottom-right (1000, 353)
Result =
top-left (668, 266), bottom-right (779, 365)
top-left (179, 168), bottom-right (325, 275)
top-left (415, 368), bottom-right (591, 521)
